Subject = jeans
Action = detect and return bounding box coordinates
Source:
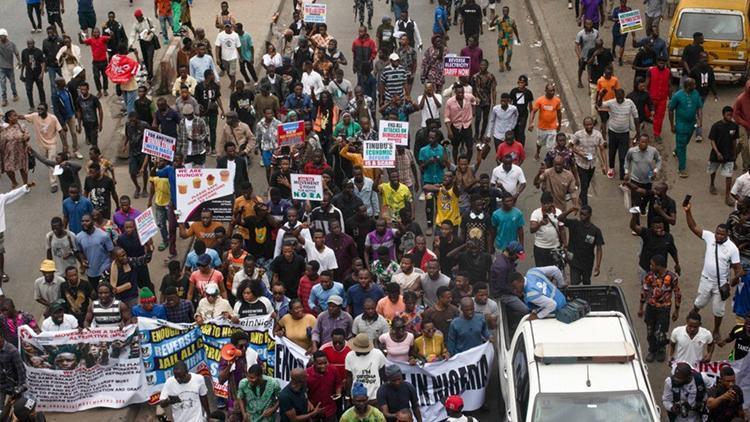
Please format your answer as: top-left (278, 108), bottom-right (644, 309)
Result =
top-left (675, 129), bottom-right (694, 172)
top-left (27, 3), bottom-right (42, 29)
top-left (139, 39), bottom-right (155, 78)
top-left (24, 75), bottom-right (45, 108)
top-left (153, 204), bottom-right (169, 244)
top-left (576, 165), bottom-right (595, 206)
top-left (47, 66), bottom-right (61, 106)
top-left (0, 68), bottom-right (18, 100)
top-left (207, 112), bottom-right (218, 151)
top-left (123, 89), bottom-right (136, 113)
top-left (607, 130), bottom-right (630, 179)
top-left (91, 60), bottom-right (108, 92)
top-left (83, 121), bottom-right (99, 147)
top-left (644, 304), bottom-right (670, 353)
top-left (158, 15), bottom-right (173, 41)
top-left (450, 125), bottom-right (474, 162)
top-left (570, 265), bottom-right (592, 285)
top-left (474, 105), bottom-right (490, 139)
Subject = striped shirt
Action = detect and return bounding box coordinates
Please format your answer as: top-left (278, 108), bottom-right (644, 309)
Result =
top-left (379, 65), bottom-right (408, 102)
top-left (91, 299), bottom-right (123, 327)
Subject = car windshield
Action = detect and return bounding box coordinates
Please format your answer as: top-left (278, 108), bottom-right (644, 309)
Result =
top-left (532, 391), bottom-right (654, 422)
top-left (677, 12), bottom-right (744, 41)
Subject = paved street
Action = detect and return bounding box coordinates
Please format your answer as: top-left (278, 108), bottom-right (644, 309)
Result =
top-left (0, 0), bottom-right (746, 419)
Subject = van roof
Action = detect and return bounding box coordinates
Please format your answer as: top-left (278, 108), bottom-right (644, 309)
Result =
top-left (676, 0), bottom-right (749, 12)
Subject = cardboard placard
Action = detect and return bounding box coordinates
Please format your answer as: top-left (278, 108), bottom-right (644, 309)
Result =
top-left (363, 141), bottom-right (396, 168)
top-left (277, 120), bottom-right (305, 147)
top-left (175, 168), bottom-right (235, 222)
top-left (378, 120), bottom-right (409, 146)
top-left (618, 9), bottom-right (642, 34)
top-left (135, 208), bottom-right (159, 245)
top-left (443, 56), bottom-right (471, 77)
top-left (303, 3), bottom-right (327, 23)
top-left (141, 129), bottom-right (176, 161)
top-left (291, 174), bottom-right (324, 200)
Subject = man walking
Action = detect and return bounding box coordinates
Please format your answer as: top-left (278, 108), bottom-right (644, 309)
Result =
top-left (444, 85), bottom-right (478, 162)
top-left (0, 29), bottom-right (20, 107)
top-left (528, 84), bottom-right (562, 161)
top-left (638, 254), bottom-right (680, 362)
top-left (669, 77), bottom-right (703, 178)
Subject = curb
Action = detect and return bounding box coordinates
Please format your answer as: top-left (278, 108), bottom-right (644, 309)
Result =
top-left (524, 0), bottom-right (585, 132)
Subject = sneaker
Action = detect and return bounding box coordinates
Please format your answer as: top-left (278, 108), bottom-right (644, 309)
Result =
top-left (50, 185), bottom-right (58, 193)
top-left (425, 226), bottom-right (433, 236)
top-left (425, 192), bottom-right (433, 200)
top-left (568, 1), bottom-right (573, 8)
top-left (488, 25), bottom-right (496, 31)
top-left (710, 185), bottom-right (717, 195)
top-left (656, 350), bottom-right (666, 362)
top-left (418, 192), bottom-right (426, 201)
top-left (607, 168), bottom-right (615, 179)
top-left (158, 242), bottom-right (168, 251)
top-left (678, 171), bottom-right (689, 178)
top-left (259, 161), bottom-right (265, 167)
top-left (103, 90), bottom-right (109, 96)
top-left (695, 135), bottom-right (703, 143)
top-left (74, 151), bottom-right (83, 159)
top-left (645, 352), bottom-right (655, 363)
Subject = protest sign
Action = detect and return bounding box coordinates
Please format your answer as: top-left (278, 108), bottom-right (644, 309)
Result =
top-left (618, 9), bottom-right (642, 33)
top-left (291, 174), bottom-right (323, 201)
top-left (105, 54), bottom-right (140, 84)
top-left (378, 120), bottom-right (409, 146)
top-left (303, 3), bottom-right (326, 23)
top-left (363, 141), bottom-right (396, 168)
top-left (391, 342), bottom-right (494, 421)
top-left (19, 325), bottom-right (148, 412)
top-left (141, 129), bottom-right (176, 161)
top-left (277, 120), bottom-right (305, 147)
top-left (175, 168), bottom-right (235, 222)
top-left (135, 208), bottom-right (159, 245)
top-left (138, 319), bottom-right (207, 403)
top-left (443, 56), bottom-right (471, 77)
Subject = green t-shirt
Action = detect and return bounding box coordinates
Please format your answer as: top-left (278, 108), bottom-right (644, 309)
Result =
top-left (237, 377), bottom-right (280, 422)
top-left (419, 144), bottom-right (446, 184)
top-left (340, 405), bottom-right (387, 422)
top-left (668, 89), bottom-right (703, 134)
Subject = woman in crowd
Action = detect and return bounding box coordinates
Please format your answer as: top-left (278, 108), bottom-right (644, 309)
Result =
top-left (0, 110), bottom-right (30, 188)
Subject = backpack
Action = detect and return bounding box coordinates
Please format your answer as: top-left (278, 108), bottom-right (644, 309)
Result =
top-left (670, 371), bottom-right (706, 417)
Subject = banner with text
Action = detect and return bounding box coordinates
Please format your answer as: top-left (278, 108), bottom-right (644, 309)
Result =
top-left (378, 120), bottom-right (409, 146)
top-left (142, 129), bottom-right (176, 161)
top-left (363, 141), bottom-right (396, 168)
top-left (303, 3), bottom-right (327, 23)
top-left (391, 342), bottom-right (494, 421)
top-left (443, 56), bottom-right (471, 77)
top-left (618, 9), bottom-right (642, 33)
top-left (175, 168), bottom-right (235, 222)
top-left (135, 208), bottom-right (159, 245)
top-left (278, 121), bottom-right (305, 147)
top-left (19, 325), bottom-right (148, 412)
top-left (291, 174), bottom-right (323, 201)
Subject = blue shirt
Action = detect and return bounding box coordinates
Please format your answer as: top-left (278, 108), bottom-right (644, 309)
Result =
top-left (56, 89), bottom-right (75, 121)
top-left (238, 33), bottom-right (254, 62)
top-left (491, 207), bottom-right (524, 250)
top-left (189, 55), bottom-right (219, 83)
top-left (418, 144), bottom-right (445, 184)
top-left (156, 165), bottom-right (177, 205)
top-left (62, 197), bottom-right (93, 234)
top-left (734, 271), bottom-right (750, 318)
top-left (446, 314), bottom-right (489, 355)
top-left (346, 283), bottom-right (384, 317)
top-left (75, 229), bottom-right (114, 277)
top-left (132, 304), bottom-right (168, 319)
top-left (283, 94), bottom-right (313, 120)
top-left (636, 36), bottom-right (668, 60)
top-left (433, 5), bottom-right (448, 34)
top-left (184, 248), bottom-right (222, 270)
top-left (669, 89), bottom-right (703, 133)
top-left (308, 282), bottom-right (347, 312)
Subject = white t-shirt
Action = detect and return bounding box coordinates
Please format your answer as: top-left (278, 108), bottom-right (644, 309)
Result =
top-left (670, 325), bottom-right (713, 366)
top-left (529, 207), bottom-right (563, 249)
top-left (158, 373), bottom-right (208, 422)
top-left (344, 349), bottom-right (387, 400)
top-left (417, 94), bottom-right (443, 127)
top-left (41, 314), bottom-right (79, 332)
top-left (304, 243), bottom-right (339, 272)
top-left (262, 53), bottom-right (283, 68)
top-left (392, 268), bottom-right (424, 291)
top-left (215, 31), bottom-right (241, 61)
top-left (701, 230), bottom-right (740, 283)
top-left (731, 173), bottom-right (750, 205)
top-left (301, 70), bottom-right (325, 96)
top-left (490, 164), bottom-right (526, 196)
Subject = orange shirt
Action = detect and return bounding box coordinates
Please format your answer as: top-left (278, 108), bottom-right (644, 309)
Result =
top-left (596, 76), bottom-right (620, 103)
top-left (533, 95), bottom-right (562, 130)
top-left (376, 296), bottom-right (406, 321)
top-left (185, 221), bottom-right (224, 249)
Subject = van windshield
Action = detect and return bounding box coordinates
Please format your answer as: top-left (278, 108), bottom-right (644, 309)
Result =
top-left (677, 12), bottom-right (744, 41)
top-left (532, 391), bottom-right (654, 422)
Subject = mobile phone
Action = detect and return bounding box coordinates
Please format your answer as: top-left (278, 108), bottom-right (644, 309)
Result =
top-left (682, 195), bottom-right (692, 207)
top-left (169, 395), bottom-right (181, 404)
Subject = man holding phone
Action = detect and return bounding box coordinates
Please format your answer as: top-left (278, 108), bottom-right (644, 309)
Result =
top-left (159, 361), bottom-right (210, 422)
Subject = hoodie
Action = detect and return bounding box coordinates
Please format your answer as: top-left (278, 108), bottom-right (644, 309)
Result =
top-left (351, 34), bottom-right (377, 74)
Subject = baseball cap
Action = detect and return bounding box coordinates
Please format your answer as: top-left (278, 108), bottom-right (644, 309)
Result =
top-left (389, 52), bottom-right (400, 61)
top-left (505, 241), bottom-right (526, 260)
top-left (445, 395), bottom-right (464, 412)
top-left (327, 295), bottom-right (343, 306)
top-left (0, 29), bottom-right (7, 37)
top-left (197, 253), bottom-right (212, 267)
top-left (134, 9), bottom-right (144, 17)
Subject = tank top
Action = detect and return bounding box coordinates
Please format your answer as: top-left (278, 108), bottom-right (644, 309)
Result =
top-left (435, 186), bottom-right (461, 226)
top-left (225, 250), bottom-right (248, 294)
top-left (92, 299), bottom-right (122, 327)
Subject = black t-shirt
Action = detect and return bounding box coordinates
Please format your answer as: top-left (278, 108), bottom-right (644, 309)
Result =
top-left (21, 48), bottom-right (44, 78)
top-left (587, 48), bottom-right (614, 83)
top-left (460, 210), bottom-right (492, 250)
top-left (633, 48), bottom-right (656, 80)
top-left (241, 216), bottom-right (275, 260)
top-left (690, 64), bottom-right (715, 97)
top-left (458, 3), bottom-right (483, 36)
top-left (647, 194), bottom-right (676, 234)
top-left (707, 384), bottom-right (744, 421)
top-left (376, 380), bottom-right (418, 415)
top-left (729, 324), bottom-right (750, 360)
top-left (456, 250), bottom-right (492, 285)
top-left (155, 108), bottom-right (180, 138)
top-left (345, 215), bottom-right (376, 254)
top-left (269, 171), bottom-right (292, 199)
top-left (437, 236), bottom-right (461, 277)
top-left (195, 81), bottom-right (221, 116)
top-left (682, 44), bottom-right (705, 74)
top-left (45, 0), bottom-right (61, 11)
top-left (134, 98), bottom-right (153, 125)
top-left (77, 95), bottom-right (101, 124)
top-left (160, 273), bottom-right (190, 299)
top-left (230, 90), bottom-right (256, 127)
top-left (59, 280), bottom-right (93, 324)
top-left (84, 175), bottom-right (115, 217)
top-left (270, 253), bottom-right (306, 299)
top-left (279, 385), bottom-right (308, 422)
top-left (564, 219), bottom-right (604, 270)
top-left (709, 120), bottom-right (740, 163)
top-left (236, 298), bottom-right (272, 318)
top-left (638, 227), bottom-right (677, 272)
top-left (510, 87), bottom-right (534, 116)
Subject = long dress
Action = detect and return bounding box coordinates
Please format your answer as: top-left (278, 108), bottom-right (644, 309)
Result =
top-left (0, 124), bottom-right (29, 173)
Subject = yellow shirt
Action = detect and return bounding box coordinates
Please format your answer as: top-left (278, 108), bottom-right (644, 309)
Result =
top-left (414, 333), bottom-right (446, 361)
top-left (279, 313), bottom-right (317, 350)
top-left (379, 183), bottom-right (412, 219)
top-left (149, 176), bottom-right (171, 207)
top-left (232, 195), bottom-right (262, 240)
top-left (435, 187), bottom-right (460, 226)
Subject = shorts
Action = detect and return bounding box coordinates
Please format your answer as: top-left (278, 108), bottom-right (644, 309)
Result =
top-left (694, 275), bottom-right (727, 317)
top-left (0, 232), bottom-right (5, 254)
top-left (221, 59), bottom-right (237, 76)
top-left (598, 110), bottom-right (610, 124)
top-left (47, 10), bottom-right (62, 25)
top-left (578, 58), bottom-right (587, 73)
top-left (261, 150), bottom-right (273, 167)
top-left (536, 129), bottom-right (557, 149)
top-left (707, 161), bottom-right (734, 178)
top-left (78, 11), bottom-right (96, 30)
top-left (129, 154), bottom-right (147, 176)
top-left (612, 32), bottom-right (628, 48)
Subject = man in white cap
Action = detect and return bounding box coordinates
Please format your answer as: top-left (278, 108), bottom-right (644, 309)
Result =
top-left (345, 332), bottom-right (386, 403)
top-left (194, 283), bottom-right (233, 324)
top-left (379, 52), bottom-right (409, 106)
top-left (312, 294), bottom-right (353, 350)
top-left (0, 29), bottom-right (20, 107)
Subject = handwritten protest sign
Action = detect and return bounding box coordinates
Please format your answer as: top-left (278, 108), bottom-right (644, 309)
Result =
top-left (141, 129), bottom-right (175, 161)
top-left (175, 168), bottom-right (235, 222)
top-left (291, 174), bottom-right (323, 200)
top-left (618, 9), bottom-right (642, 33)
top-left (363, 141), bottom-right (396, 168)
top-left (443, 56), bottom-right (471, 77)
top-left (379, 120), bottom-right (409, 146)
top-left (303, 3), bottom-right (326, 23)
top-left (277, 120), bottom-right (305, 147)
top-left (135, 208), bottom-right (159, 245)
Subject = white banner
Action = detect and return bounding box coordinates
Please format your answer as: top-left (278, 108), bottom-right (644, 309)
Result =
top-left (135, 208), bottom-right (159, 245)
top-left (19, 325), bottom-right (148, 412)
top-left (175, 168), bottom-right (235, 222)
top-left (390, 342), bottom-right (494, 421)
top-left (378, 120), bottom-right (409, 146)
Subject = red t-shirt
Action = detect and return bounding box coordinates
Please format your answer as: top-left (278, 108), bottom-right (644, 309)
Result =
top-left (84, 36), bottom-right (111, 62)
top-left (320, 342), bottom-right (351, 380)
top-left (496, 140), bottom-right (526, 164)
top-left (647, 66), bottom-right (671, 101)
top-left (305, 365), bottom-right (342, 417)
top-left (297, 275), bottom-right (319, 314)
